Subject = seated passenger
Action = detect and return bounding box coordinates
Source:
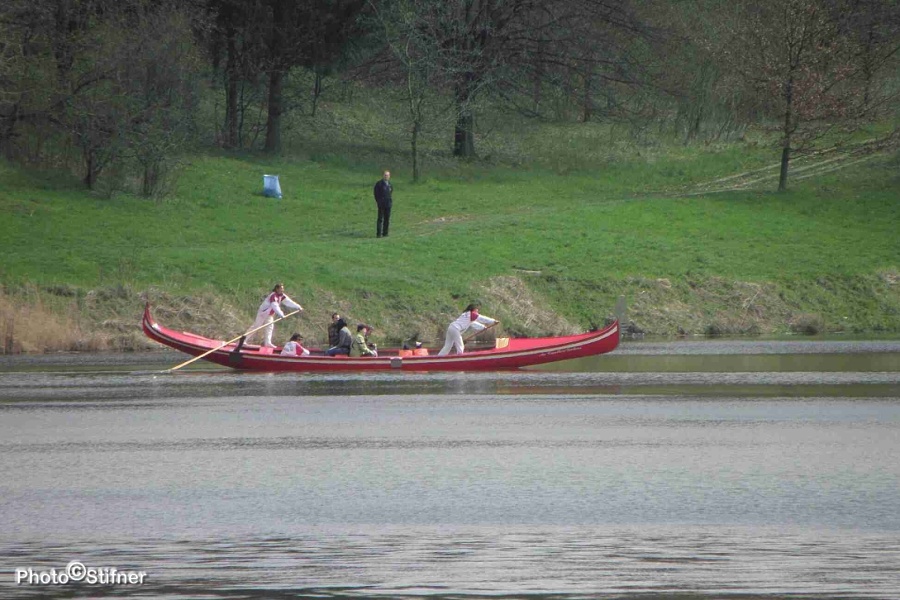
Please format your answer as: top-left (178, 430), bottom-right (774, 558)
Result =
top-left (327, 312), bottom-right (341, 347)
top-left (350, 324), bottom-right (378, 357)
top-left (281, 333), bottom-right (310, 356)
top-left (325, 318), bottom-right (352, 356)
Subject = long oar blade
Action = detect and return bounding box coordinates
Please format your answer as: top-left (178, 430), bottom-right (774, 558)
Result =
top-left (164, 309), bottom-right (301, 373)
top-left (463, 321), bottom-right (499, 343)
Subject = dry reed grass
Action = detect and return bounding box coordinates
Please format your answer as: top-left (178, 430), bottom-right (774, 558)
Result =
top-left (2, 268), bottom-right (896, 354)
top-left (0, 288), bottom-right (112, 353)
top-left (479, 275), bottom-right (580, 336)
top-left (0, 284), bottom-right (243, 354)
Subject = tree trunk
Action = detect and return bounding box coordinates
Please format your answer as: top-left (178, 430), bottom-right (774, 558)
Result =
top-left (532, 40), bottom-right (545, 113)
top-left (861, 25), bottom-right (875, 110)
top-left (454, 112), bottom-right (475, 158)
top-left (83, 150), bottom-right (96, 189)
top-left (312, 70), bottom-right (323, 117)
top-left (453, 76), bottom-right (476, 158)
top-left (224, 31), bottom-right (238, 149)
top-left (142, 162), bottom-right (161, 198)
top-left (779, 74), bottom-right (794, 192)
top-left (0, 103), bottom-right (20, 159)
top-left (582, 62), bottom-right (593, 123)
top-left (264, 69), bottom-right (283, 153)
top-left (411, 119), bottom-right (420, 183)
top-left (778, 145), bottom-right (790, 192)
top-left (687, 108), bottom-right (702, 144)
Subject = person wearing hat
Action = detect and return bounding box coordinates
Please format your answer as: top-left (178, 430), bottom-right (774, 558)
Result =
top-left (350, 323), bottom-right (378, 357)
top-left (281, 333), bottom-right (310, 356)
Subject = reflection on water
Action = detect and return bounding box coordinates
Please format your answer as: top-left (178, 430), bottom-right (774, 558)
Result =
top-left (0, 339), bottom-right (899, 599)
top-left (0, 369), bottom-right (898, 401)
top-left (4, 527), bottom-right (900, 599)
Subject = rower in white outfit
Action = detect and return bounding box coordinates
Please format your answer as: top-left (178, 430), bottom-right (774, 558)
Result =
top-left (438, 303), bottom-right (499, 356)
top-left (246, 283), bottom-right (303, 348)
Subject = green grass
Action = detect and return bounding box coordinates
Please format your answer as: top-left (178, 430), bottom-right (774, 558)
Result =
top-left (1, 111), bottom-right (898, 338)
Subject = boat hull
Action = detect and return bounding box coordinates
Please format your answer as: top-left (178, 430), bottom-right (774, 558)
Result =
top-left (142, 304), bottom-right (619, 372)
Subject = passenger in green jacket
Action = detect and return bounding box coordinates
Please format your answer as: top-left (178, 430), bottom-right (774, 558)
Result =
top-left (350, 324), bottom-right (377, 357)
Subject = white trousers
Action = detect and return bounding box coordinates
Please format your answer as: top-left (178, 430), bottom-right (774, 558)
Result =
top-left (438, 326), bottom-right (465, 356)
top-left (246, 312), bottom-right (276, 346)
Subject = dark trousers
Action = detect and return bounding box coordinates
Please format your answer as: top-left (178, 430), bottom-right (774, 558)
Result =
top-left (376, 201), bottom-right (392, 237)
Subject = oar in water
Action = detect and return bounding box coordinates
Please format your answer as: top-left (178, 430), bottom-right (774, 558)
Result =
top-left (164, 309), bottom-right (301, 373)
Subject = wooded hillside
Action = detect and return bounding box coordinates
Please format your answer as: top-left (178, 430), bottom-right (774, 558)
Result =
top-left (2, 0), bottom-right (897, 192)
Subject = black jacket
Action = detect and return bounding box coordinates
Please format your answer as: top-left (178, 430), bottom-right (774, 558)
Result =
top-left (327, 323), bottom-right (341, 347)
top-left (374, 180), bottom-right (392, 205)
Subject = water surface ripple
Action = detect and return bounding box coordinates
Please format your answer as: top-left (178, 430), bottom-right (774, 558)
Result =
top-left (1, 340), bottom-right (898, 599)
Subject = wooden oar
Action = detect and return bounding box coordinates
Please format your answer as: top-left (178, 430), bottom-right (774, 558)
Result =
top-left (164, 309), bottom-right (301, 373)
top-left (463, 321), bottom-right (499, 343)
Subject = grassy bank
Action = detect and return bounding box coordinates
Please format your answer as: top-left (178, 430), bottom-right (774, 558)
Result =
top-left (1, 117), bottom-right (898, 353)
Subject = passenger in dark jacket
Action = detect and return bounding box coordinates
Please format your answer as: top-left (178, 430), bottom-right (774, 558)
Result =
top-left (327, 312), bottom-right (342, 347)
top-left (374, 170), bottom-right (393, 237)
top-left (325, 318), bottom-right (352, 356)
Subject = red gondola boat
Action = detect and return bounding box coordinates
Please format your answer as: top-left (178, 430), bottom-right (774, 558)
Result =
top-left (142, 304), bottom-right (619, 372)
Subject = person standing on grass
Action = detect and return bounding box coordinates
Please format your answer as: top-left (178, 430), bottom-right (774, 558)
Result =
top-left (246, 283), bottom-right (303, 348)
top-left (438, 303), bottom-right (499, 356)
top-left (374, 170), bottom-right (393, 238)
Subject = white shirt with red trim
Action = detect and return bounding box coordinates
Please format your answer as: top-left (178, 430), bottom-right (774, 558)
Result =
top-left (257, 291), bottom-right (302, 319)
top-left (448, 310), bottom-right (496, 333)
top-left (280, 341), bottom-right (310, 356)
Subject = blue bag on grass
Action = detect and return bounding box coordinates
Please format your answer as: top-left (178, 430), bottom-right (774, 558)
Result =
top-left (263, 174), bottom-right (282, 199)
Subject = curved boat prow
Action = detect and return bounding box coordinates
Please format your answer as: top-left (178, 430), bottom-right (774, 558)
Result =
top-left (142, 302), bottom-right (157, 338)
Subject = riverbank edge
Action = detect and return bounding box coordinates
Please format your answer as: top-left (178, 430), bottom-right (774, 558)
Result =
top-left (2, 271), bottom-right (898, 354)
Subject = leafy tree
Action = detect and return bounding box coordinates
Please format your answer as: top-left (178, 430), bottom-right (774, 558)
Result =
top-left (841, 0), bottom-right (900, 112)
top-left (648, 0), bottom-right (751, 144)
top-left (367, 0), bottom-right (652, 159)
top-left (369, 0), bottom-right (451, 181)
top-left (0, 0), bottom-right (203, 191)
top-left (260, 0), bottom-right (366, 153)
top-left (65, 3), bottom-right (203, 191)
top-left (0, 0), bottom-right (99, 161)
top-left (205, 0), bottom-right (268, 149)
top-left (726, 0), bottom-right (888, 191)
top-left (126, 10), bottom-right (205, 197)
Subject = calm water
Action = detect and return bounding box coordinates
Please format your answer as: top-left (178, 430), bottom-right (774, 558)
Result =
top-left (1, 340), bottom-right (899, 599)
